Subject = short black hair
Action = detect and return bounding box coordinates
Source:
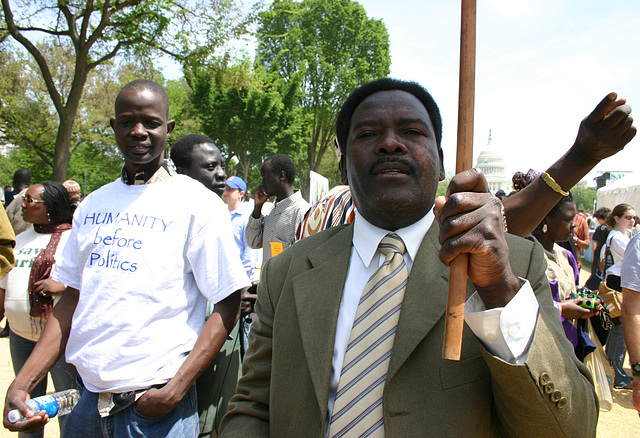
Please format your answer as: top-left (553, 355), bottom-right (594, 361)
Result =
top-left (335, 78), bottom-right (442, 155)
top-left (547, 192), bottom-right (575, 218)
top-left (13, 169), bottom-right (31, 186)
top-left (170, 134), bottom-right (217, 169)
top-left (593, 207), bottom-right (611, 221)
top-left (265, 154), bottom-right (296, 185)
top-left (594, 207), bottom-right (611, 220)
top-left (115, 79), bottom-right (170, 118)
top-left (40, 181), bottom-right (73, 224)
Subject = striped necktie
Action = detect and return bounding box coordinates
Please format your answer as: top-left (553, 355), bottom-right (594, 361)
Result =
top-left (329, 233), bottom-right (408, 438)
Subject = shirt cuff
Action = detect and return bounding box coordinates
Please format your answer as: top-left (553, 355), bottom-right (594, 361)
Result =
top-left (247, 215), bottom-right (264, 228)
top-left (464, 279), bottom-right (539, 364)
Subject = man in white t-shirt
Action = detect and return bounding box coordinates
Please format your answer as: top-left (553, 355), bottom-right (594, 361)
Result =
top-left (3, 80), bottom-right (249, 437)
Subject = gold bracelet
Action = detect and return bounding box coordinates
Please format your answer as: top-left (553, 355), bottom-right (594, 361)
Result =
top-left (541, 172), bottom-right (569, 197)
top-left (500, 201), bottom-right (508, 233)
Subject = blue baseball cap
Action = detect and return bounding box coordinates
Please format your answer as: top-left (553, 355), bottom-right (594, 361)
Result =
top-left (225, 176), bottom-right (247, 192)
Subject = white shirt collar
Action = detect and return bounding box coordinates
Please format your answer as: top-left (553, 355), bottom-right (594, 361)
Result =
top-left (352, 208), bottom-right (435, 268)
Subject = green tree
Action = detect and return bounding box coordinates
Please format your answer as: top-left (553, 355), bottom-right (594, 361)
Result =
top-left (0, 45), bottom-right (169, 191)
top-left (166, 78), bottom-right (200, 144)
top-left (256, 0), bottom-right (390, 197)
top-left (572, 186), bottom-right (596, 213)
top-left (188, 59), bottom-right (309, 191)
top-left (0, 0), bottom-right (247, 181)
top-left (0, 47), bottom-right (57, 173)
top-left (436, 177), bottom-right (452, 199)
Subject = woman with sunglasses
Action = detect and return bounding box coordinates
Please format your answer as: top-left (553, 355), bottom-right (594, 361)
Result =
top-left (0, 181), bottom-right (76, 437)
top-left (602, 203), bottom-right (637, 390)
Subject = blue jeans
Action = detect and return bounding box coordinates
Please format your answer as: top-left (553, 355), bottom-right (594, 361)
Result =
top-left (605, 319), bottom-right (631, 387)
top-left (63, 376), bottom-right (199, 438)
top-left (9, 330), bottom-right (77, 438)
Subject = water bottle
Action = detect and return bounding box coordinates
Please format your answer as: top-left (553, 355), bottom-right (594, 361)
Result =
top-left (7, 389), bottom-right (80, 423)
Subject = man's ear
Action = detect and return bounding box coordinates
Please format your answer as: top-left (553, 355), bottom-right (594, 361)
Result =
top-left (438, 148), bottom-right (445, 181)
top-left (176, 166), bottom-right (186, 175)
top-left (339, 155), bottom-right (349, 185)
top-left (110, 118), bottom-right (116, 132)
top-left (166, 120), bottom-right (176, 136)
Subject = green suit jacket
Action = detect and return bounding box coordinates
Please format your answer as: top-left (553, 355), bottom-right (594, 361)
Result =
top-left (220, 222), bottom-right (597, 437)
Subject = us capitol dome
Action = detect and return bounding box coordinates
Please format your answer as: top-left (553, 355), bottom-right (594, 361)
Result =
top-left (474, 130), bottom-right (510, 194)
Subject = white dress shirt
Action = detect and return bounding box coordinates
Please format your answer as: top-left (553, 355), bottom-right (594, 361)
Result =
top-left (326, 210), bottom-right (539, 424)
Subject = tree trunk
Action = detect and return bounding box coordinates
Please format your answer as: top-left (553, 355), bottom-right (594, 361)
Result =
top-left (52, 112), bottom-right (74, 182)
top-left (51, 65), bottom-right (87, 182)
top-left (298, 159), bottom-right (310, 201)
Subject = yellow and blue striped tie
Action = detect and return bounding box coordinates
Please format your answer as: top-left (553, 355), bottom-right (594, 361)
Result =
top-left (330, 233), bottom-right (408, 438)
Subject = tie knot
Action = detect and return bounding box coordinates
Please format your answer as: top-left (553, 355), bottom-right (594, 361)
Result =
top-left (379, 233), bottom-right (406, 256)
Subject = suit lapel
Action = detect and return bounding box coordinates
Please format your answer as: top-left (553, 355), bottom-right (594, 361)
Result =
top-left (292, 225), bottom-right (354, 416)
top-left (387, 221), bottom-right (473, 380)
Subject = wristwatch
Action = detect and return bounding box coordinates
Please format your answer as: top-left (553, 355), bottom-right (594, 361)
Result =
top-left (631, 362), bottom-right (640, 377)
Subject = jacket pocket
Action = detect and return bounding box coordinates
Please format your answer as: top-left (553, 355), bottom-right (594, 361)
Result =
top-left (439, 355), bottom-right (490, 390)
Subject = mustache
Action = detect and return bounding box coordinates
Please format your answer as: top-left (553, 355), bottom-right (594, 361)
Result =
top-left (368, 156), bottom-right (416, 174)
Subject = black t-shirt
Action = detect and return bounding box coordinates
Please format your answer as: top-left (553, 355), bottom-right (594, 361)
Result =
top-left (591, 224), bottom-right (610, 275)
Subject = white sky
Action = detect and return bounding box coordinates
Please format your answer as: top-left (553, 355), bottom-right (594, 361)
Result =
top-left (160, 0), bottom-right (640, 184)
top-left (357, 0), bottom-right (640, 183)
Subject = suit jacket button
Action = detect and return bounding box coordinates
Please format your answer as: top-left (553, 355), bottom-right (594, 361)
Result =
top-left (550, 390), bottom-right (562, 402)
top-left (544, 382), bottom-right (555, 394)
top-left (556, 397), bottom-right (568, 408)
top-left (539, 372), bottom-right (550, 386)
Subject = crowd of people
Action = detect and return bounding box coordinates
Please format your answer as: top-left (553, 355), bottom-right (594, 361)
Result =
top-left (0, 77), bottom-right (637, 437)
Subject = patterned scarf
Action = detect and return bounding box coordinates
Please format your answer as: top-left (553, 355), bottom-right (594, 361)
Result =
top-left (29, 223), bottom-right (72, 328)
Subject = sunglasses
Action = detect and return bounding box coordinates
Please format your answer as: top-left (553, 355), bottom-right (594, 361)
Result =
top-left (23, 196), bottom-right (46, 206)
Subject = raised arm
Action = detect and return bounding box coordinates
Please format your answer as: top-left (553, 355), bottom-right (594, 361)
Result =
top-left (504, 93), bottom-right (636, 237)
top-left (246, 187), bottom-right (269, 249)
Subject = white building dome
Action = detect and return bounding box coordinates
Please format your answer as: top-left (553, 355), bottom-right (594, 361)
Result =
top-left (474, 131), bottom-right (510, 194)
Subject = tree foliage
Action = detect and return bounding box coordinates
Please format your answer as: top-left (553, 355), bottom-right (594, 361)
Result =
top-left (0, 0), bottom-right (248, 181)
top-left (255, 0), bottom-right (390, 197)
top-left (0, 44), bottom-right (172, 192)
top-left (187, 58), bottom-right (310, 191)
top-left (166, 77), bottom-right (200, 144)
top-left (572, 185), bottom-right (596, 213)
top-left (436, 177), bottom-right (452, 199)
top-left (0, 47), bottom-right (57, 171)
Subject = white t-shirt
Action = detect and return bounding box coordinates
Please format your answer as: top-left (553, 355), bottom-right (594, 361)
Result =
top-left (622, 232), bottom-right (640, 292)
top-left (1, 227), bottom-right (70, 341)
top-left (53, 175), bottom-right (250, 393)
top-left (605, 229), bottom-right (630, 277)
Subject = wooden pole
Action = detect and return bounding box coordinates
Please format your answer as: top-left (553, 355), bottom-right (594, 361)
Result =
top-left (442, 0), bottom-right (476, 361)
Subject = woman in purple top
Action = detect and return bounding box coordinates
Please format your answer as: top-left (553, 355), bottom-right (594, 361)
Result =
top-left (530, 192), bottom-right (597, 360)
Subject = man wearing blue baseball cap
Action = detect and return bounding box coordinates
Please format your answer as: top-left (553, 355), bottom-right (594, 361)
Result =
top-left (223, 176), bottom-right (258, 283)
top-left (225, 175), bottom-right (247, 195)
top-left (222, 175), bottom-right (260, 369)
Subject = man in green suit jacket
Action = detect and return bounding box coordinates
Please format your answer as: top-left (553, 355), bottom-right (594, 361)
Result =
top-left (220, 78), bottom-right (597, 437)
